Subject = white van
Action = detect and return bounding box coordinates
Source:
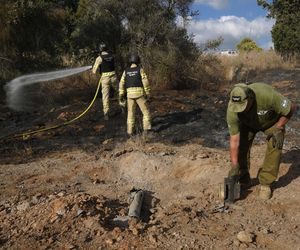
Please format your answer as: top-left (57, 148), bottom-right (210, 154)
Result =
top-left (220, 50), bottom-right (238, 56)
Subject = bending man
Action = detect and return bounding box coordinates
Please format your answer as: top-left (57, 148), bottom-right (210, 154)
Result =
top-left (226, 82), bottom-right (295, 200)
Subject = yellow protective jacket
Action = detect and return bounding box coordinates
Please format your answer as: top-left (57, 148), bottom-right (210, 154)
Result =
top-left (92, 51), bottom-right (116, 76)
top-left (119, 64), bottom-right (150, 99)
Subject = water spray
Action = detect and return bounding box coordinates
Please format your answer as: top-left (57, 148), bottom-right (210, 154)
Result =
top-left (5, 65), bottom-right (92, 111)
top-left (0, 65), bottom-right (102, 142)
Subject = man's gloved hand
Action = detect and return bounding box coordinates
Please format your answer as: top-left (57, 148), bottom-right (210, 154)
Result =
top-left (145, 94), bottom-right (151, 102)
top-left (119, 95), bottom-right (126, 104)
top-left (228, 164), bottom-right (240, 177)
top-left (268, 127), bottom-right (285, 149)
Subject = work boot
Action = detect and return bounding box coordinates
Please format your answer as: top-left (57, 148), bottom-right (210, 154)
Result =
top-left (142, 130), bottom-right (153, 142)
top-left (259, 185), bottom-right (272, 200)
top-left (104, 114), bottom-right (109, 121)
top-left (239, 173), bottom-right (251, 188)
top-left (126, 133), bottom-right (134, 140)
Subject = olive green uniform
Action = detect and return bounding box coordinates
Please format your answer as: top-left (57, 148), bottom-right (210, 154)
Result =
top-left (92, 52), bottom-right (118, 116)
top-left (119, 64), bottom-right (151, 135)
top-left (227, 83), bottom-right (292, 186)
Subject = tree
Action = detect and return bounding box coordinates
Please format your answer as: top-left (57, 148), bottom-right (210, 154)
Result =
top-left (1, 0), bottom-right (200, 89)
top-left (236, 38), bottom-right (263, 52)
top-left (0, 1), bottom-right (73, 72)
top-left (71, 0), bottom-right (198, 88)
top-left (257, 0), bottom-right (300, 57)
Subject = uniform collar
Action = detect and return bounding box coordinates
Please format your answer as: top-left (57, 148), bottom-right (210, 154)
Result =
top-left (130, 63), bottom-right (138, 68)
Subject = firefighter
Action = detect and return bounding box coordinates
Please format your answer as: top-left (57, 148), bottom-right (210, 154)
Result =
top-left (226, 82), bottom-right (295, 200)
top-left (92, 43), bottom-right (118, 120)
top-left (119, 53), bottom-right (151, 137)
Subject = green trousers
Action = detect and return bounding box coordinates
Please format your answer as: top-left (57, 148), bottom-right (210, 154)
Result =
top-left (239, 125), bottom-right (284, 186)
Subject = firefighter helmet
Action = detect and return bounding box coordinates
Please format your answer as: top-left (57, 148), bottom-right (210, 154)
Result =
top-left (128, 53), bottom-right (140, 64)
top-left (99, 43), bottom-right (107, 53)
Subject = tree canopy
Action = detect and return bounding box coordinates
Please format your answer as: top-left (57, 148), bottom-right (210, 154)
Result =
top-left (236, 38), bottom-right (263, 52)
top-left (257, 0), bottom-right (300, 57)
top-left (1, 0), bottom-right (205, 89)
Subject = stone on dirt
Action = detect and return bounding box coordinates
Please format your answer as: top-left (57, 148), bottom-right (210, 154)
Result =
top-left (16, 201), bottom-right (30, 211)
top-left (237, 231), bottom-right (255, 243)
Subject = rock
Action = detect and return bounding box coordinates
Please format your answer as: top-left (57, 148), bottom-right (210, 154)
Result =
top-left (239, 243), bottom-right (249, 249)
top-left (51, 199), bottom-right (67, 216)
top-left (149, 234), bottom-right (157, 243)
top-left (83, 217), bottom-right (101, 230)
top-left (94, 124), bottom-right (105, 133)
top-left (16, 201), bottom-right (30, 211)
top-left (77, 209), bottom-right (84, 216)
top-left (233, 239), bottom-right (240, 247)
top-left (105, 239), bottom-right (114, 245)
top-left (57, 112), bottom-right (69, 121)
top-left (102, 138), bottom-right (113, 145)
top-left (128, 218), bottom-right (139, 228)
top-left (31, 193), bottom-right (42, 204)
top-left (48, 237), bottom-right (55, 244)
top-left (116, 236), bottom-right (123, 242)
top-left (197, 154), bottom-right (209, 159)
top-left (93, 179), bottom-right (100, 184)
top-left (131, 228), bottom-right (139, 236)
top-left (48, 194), bottom-right (56, 200)
top-left (112, 227), bottom-right (121, 238)
top-left (49, 215), bottom-right (59, 223)
top-left (56, 208), bottom-right (66, 216)
top-left (65, 243), bottom-right (76, 249)
top-left (237, 231), bottom-right (255, 243)
top-left (262, 228), bottom-right (272, 234)
top-left (148, 225), bottom-right (159, 233)
top-left (159, 152), bottom-right (167, 156)
top-left (57, 191), bottom-right (66, 197)
top-left (149, 208), bottom-right (156, 214)
top-left (151, 197), bottom-right (159, 207)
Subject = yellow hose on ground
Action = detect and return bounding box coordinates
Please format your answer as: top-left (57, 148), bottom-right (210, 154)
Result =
top-left (0, 78), bottom-right (101, 142)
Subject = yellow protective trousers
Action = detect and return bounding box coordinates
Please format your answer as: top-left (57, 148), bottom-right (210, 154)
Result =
top-left (127, 96), bottom-right (151, 135)
top-left (99, 72), bottom-right (118, 115)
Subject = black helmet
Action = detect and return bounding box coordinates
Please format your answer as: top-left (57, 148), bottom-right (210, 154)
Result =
top-left (99, 43), bottom-right (107, 53)
top-left (128, 53), bottom-right (140, 64)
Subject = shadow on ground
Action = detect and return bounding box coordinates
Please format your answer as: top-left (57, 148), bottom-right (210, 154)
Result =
top-left (275, 149), bottom-right (300, 189)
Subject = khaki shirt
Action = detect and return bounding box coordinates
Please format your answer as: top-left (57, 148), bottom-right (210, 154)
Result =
top-left (227, 83), bottom-right (292, 135)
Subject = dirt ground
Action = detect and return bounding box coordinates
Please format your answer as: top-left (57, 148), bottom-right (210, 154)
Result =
top-left (0, 69), bottom-right (299, 249)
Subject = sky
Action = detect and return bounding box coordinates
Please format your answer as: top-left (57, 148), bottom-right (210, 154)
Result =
top-left (186, 0), bottom-right (275, 50)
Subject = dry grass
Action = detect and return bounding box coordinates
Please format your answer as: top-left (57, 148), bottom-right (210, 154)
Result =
top-left (220, 50), bottom-right (296, 71)
top-left (219, 50), bottom-right (297, 83)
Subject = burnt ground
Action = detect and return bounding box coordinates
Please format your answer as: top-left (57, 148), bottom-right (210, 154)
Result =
top-left (0, 69), bottom-right (299, 249)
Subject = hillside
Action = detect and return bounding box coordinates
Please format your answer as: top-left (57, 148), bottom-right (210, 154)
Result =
top-left (0, 69), bottom-right (299, 249)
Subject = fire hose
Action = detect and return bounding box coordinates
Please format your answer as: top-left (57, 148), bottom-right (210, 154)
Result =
top-left (0, 77), bottom-right (101, 142)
